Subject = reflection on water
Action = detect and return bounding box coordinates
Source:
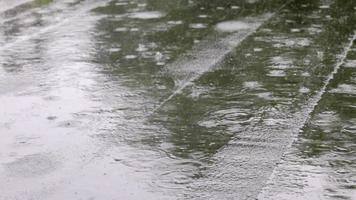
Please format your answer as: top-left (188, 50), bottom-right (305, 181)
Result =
top-left (0, 0), bottom-right (355, 199)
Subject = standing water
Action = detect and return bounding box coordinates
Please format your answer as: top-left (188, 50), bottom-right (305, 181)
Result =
top-left (0, 0), bottom-right (355, 199)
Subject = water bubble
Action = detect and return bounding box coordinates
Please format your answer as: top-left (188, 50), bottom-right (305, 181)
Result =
top-left (130, 28), bottom-right (140, 32)
top-left (330, 84), bottom-right (356, 95)
top-left (167, 21), bottom-right (183, 25)
top-left (307, 27), bottom-right (322, 35)
top-left (317, 51), bottom-right (324, 60)
top-left (319, 5), bottom-right (330, 9)
top-left (297, 38), bottom-right (310, 47)
top-left (290, 28), bottom-right (301, 33)
top-left (155, 52), bottom-right (163, 61)
top-left (260, 28), bottom-right (272, 33)
top-left (47, 116), bottom-right (57, 121)
top-left (128, 11), bottom-right (165, 19)
top-left (215, 21), bottom-right (250, 32)
top-left (115, 27), bottom-right (128, 32)
top-left (270, 56), bottom-right (293, 69)
top-left (189, 23), bottom-right (207, 29)
top-left (137, 3), bottom-right (146, 7)
top-left (344, 60), bottom-right (356, 68)
top-left (108, 48), bottom-right (121, 52)
top-left (267, 70), bottom-right (286, 77)
top-left (256, 92), bottom-right (272, 99)
top-left (243, 81), bottom-right (262, 90)
top-left (156, 62), bottom-right (165, 66)
top-left (115, 2), bottom-right (128, 6)
top-left (301, 72), bottom-right (311, 77)
top-left (125, 55), bottom-right (137, 59)
top-left (299, 87), bottom-right (310, 93)
top-left (198, 15), bottom-right (208, 18)
top-left (173, 174), bottom-right (191, 184)
top-left (136, 44), bottom-right (148, 52)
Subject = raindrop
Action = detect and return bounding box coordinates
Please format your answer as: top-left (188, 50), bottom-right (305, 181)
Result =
top-left (344, 60), bottom-right (356, 68)
top-left (128, 11), bottom-right (165, 19)
top-left (267, 70), bottom-right (286, 77)
top-left (189, 23), bottom-right (207, 29)
top-left (115, 27), bottom-right (128, 32)
top-left (108, 48), bottom-right (121, 52)
top-left (215, 21), bottom-right (250, 32)
top-left (156, 62), bottom-right (165, 66)
top-left (260, 28), bottom-right (272, 33)
top-left (125, 55), bottom-right (137, 59)
top-left (198, 15), bottom-right (208, 18)
top-left (299, 87), bottom-right (310, 93)
top-left (155, 52), bottom-right (163, 61)
top-left (301, 72), bottom-right (310, 77)
top-left (319, 5), bottom-right (330, 9)
top-left (136, 44), bottom-right (148, 52)
top-left (115, 2), bottom-right (128, 6)
top-left (137, 3), bottom-right (146, 7)
top-left (47, 116), bottom-right (57, 121)
top-left (243, 81), bottom-right (262, 90)
top-left (130, 28), bottom-right (140, 32)
top-left (168, 21), bottom-right (183, 25)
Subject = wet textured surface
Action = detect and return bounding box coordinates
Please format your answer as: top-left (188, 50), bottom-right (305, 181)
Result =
top-left (0, 0), bottom-right (355, 199)
top-left (259, 38), bottom-right (356, 200)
